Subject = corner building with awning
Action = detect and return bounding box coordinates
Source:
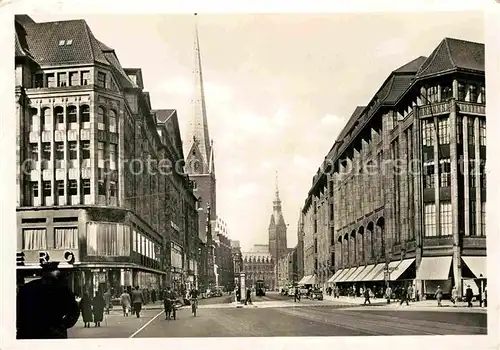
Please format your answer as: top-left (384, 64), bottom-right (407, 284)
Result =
top-left (302, 38), bottom-right (486, 299)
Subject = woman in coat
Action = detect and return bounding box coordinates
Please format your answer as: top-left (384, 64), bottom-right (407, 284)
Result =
top-left (80, 292), bottom-right (93, 328)
top-left (92, 292), bottom-right (105, 327)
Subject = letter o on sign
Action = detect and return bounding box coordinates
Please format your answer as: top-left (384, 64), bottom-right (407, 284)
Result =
top-left (64, 251), bottom-right (75, 264)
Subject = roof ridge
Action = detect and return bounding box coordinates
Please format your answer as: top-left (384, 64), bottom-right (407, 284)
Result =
top-left (418, 39), bottom-right (445, 77)
top-left (444, 38), bottom-right (457, 69)
top-left (82, 22), bottom-right (95, 63)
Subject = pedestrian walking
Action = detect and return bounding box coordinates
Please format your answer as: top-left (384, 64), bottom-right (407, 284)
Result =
top-left (151, 289), bottom-right (157, 304)
top-left (245, 287), bottom-right (252, 305)
top-left (434, 286), bottom-right (443, 307)
top-left (407, 284), bottom-right (414, 303)
top-left (164, 287), bottom-right (177, 320)
top-left (385, 285), bottom-right (392, 304)
top-left (16, 261), bottom-right (80, 339)
top-left (399, 286), bottom-right (409, 306)
top-left (451, 286), bottom-right (459, 306)
top-left (465, 285), bottom-right (474, 307)
top-left (294, 287), bottom-right (301, 302)
top-left (120, 288), bottom-right (132, 316)
top-left (363, 287), bottom-right (371, 305)
top-left (103, 288), bottom-right (111, 314)
top-left (80, 292), bottom-right (93, 327)
top-left (92, 292), bottom-right (105, 327)
top-left (131, 285), bottom-right (144, 318)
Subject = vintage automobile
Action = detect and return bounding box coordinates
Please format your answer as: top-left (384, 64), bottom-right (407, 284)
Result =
top-left (310, 288), bottom-right (323, 300)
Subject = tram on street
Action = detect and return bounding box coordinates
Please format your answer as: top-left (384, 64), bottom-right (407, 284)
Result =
top-left (255, 279), bottom-right (266, 296)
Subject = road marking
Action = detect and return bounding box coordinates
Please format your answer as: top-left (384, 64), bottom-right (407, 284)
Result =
top-left (129, 310), bottom-right (164, 338)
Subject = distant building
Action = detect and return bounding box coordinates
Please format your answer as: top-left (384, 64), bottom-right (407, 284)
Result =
top-left (213, 216), bottom-right (234, 290)
top-left (242, 244), bottom-right (275, 290)
top-left (277, 248), bottom-right (296, 289)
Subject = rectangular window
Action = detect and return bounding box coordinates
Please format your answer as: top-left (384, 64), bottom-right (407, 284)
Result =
top-left (56, 180), bottom-right (64, 196)
top-left (98, 180), bottom-right (106, 195)
top-left (86, 222), bottom-right (131, 256)
top-left (108, 111), bottom-right (117, 133)
top-left (442, 85), bottom-right (452, 101)
top-left (424, 204), bottom-right (437, 237)
top-left (47, 73), bottom-right (56, 88)
top-left (81, 71), bottom-right (91, 85)
top-left (30, 143), bottom-right (39, 162)
top-left (427, 86), bottom-right (438, 103)
top-left (439, 159), bottom-right (451, 188)
top-left (423, 161), bottom-right (435, 188)
top-left (23, 228), bottom-right (47, 250)
top-left (97, 108), bottom-right (105, 130)
top-left (458, 82), bottom-right (465, 101)
top-left (57, 72), bottom-right (67, 87)
top-left (456, 116), bottom-right (463, 144)
top-left (422, 119), bottom-right (435, 146)
top-left (479, 119), bottom-right (486, 146)
top-left (34, 74), bottom-right (44, 88)
top-left (109, 144), bottom-right (117, 170)
top-left (468, 118), bottom-right (475, 145)
top-left (68, 141), bottom-right (77, 160)
top-left (55, 142), bottom-right (64, 168)
top-left (440, 202), bottom-right (452, 236)
top-left (69, 72), bottom-right (79, 86)
top-left (54, 227), bottom-right (78, 249)
top-left (109, 181), bottom-right (117, 197)
top-left (81, 141), bottom-right (90, 160)
top-left (133, 230), bottom-right (138, 252)
top-left (469, 159), bottom-right (476, 188)
top-left (480, 160), bottom-right (486, 189)
top-left (97, 72), bottom-right (106, 88)
top-left (98, 142), bottom-right (105, 168)
top-left (42, 143), bottom-right (51, 161)
top-left (470, 200), bottom-right (477, 236)
top-left (82, 179), bottom-right (91, 195)
top-left (43, 181), bottom-right (51, 197)
top-left (67, 106), bottom-right (77, 123)
top-left (30, 182), bottom-right (39, 198)
top-left (479, 86), bottom-right (486, 104)
top-left (69, 179), bottom-right (77, 196)
top-left (468, 85), bottom-right (478, 103)
top-left (438, 117), bottom-right (450, 144)
top-left (481, 202), bottom-right (486, 236)
top-left (55, 108), bottom-right (64, 125)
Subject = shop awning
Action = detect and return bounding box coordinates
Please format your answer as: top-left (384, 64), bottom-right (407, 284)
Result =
top-left (333, 268), bottom-right (350, 282)
top-left (390, 258), bottom-right (415, 280)
top-left (327, 269), bottom-right (344, 283)
top-left (356, 264), bottom-right (375, 281)
top-left (344, 266), bottom-right (365, 282)
top-left (337, 267), bottom-right (357, 282)
top-left (361, 263), bottom-right (386, 281)
top-left (373, 260), bottom-right (401, 281)
top-left (416, 256), bottom-right (452, 280)
top-left (462, 256), bottom-right (486, 278)
top-left (298, 275), bottom-right (312, 285)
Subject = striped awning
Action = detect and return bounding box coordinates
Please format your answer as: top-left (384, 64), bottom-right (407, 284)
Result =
top-left (298, 275), bottom-right (316, 285)
top-left (298, 275), bottom-right (311, 285)
top-left (356, 264), bottom-right (375, 281)
top-left (327, 269), bottom-right (344, 283)
top-left (416, 256), bottom-right (452, 280)
top-left (337, 267), bottom-right (357, 282)
top-left (361, 263), bottom-right (386, 281)
top-left (344, 266), bottom-right (366, 282)
top-left (390, 258), bottom-right (415, 280)
top-left (373, 260), bottom-right (400, 281)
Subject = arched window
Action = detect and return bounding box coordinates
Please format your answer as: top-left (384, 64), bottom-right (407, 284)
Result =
top-left (67, 105), bottom-right (77, 124)
top-left (42, 107), bottom-right (52, 131)
top-left (109, 109), bottom-right (117, 133)
top-left (80, 105), bottom-right (90, 124)
top-left (55, 106), bottom-right (64, 128)
top-left (97, 107), bottom-right (105, 130)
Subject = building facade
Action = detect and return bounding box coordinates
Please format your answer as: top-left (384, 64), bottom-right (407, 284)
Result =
top-left (15, 15), bottom-right (198, 297)
top-left (296, 211), bottom-right (305, 282)
top-left (277, 248), bottom-right (296, 289)
top-left (213, 216), bottom-right (234, 290)
top-left (302, 38), bottom-right (486, 298)
top-left (268, 176), bottom-right (288, 263)
top-left (242, 244), bottom-right (275, 290)
top-left (183, 15), bottom-right (217, 293)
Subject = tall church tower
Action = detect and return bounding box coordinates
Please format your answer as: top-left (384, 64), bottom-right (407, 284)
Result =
top-left (268, 172), bottom-right (287, 262)
top-left (184, 14), bottom-right (217, 287)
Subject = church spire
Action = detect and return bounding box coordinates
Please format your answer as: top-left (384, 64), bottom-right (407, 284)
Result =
top-left (275, 170), bottom-right (280, 202)
top-left (184, 13), bottom-right (212, 173)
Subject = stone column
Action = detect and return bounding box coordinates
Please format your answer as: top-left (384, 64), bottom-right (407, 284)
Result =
top-left (413, 107), bottom-right (423, 299)
top-left (474, 117), bottom-right (481, 236)
top-left (433, 115), bottom-right (440, 237)
top-left (463, 116), bottom-right (470, 236)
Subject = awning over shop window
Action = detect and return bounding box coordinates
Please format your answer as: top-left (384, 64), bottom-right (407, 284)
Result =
top-left (373, 260), bottom-right (400, 281)
top-left (462, 256), bottom-right (486, 278)
top-left (337, 267), bottom-right (357, 282)
top-left (361, 263), bottom-right (386, 281)
top-left (298, 275), bottom-right (311, 285)
top-left (416, 256), bottom-right (452, 281)
top-left (390, 258), bottom-right (415, 280)
top-left (344, 266), bottom-right (365, 282)
top-left (327, 269), bottom-right (344, 283)
top-left (333, 268), bottom-right (350, 283)
top-left (356, 264), bottom-right (375, 281)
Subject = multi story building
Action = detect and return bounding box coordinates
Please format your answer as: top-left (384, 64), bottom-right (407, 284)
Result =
top-left (277, 248), bottom-right (296, 289)
top-left (15, 15), bottom-right (198, 296)
top-left (183, 15), bottom-right (217, 293)
top-left (213, 217), bottom-right (234, 290)
top-left (242, 244), bottom-right (275, 290)
top-left (296, 211), bottom-right (305, 282)
top-left (231, 240), bottom-right (243, 287)
top-left (303, 38), bottom-right (486, 298)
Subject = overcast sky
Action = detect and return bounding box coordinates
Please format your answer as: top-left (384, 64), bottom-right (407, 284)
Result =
top-left (32, 12), bottom-right (484, 251)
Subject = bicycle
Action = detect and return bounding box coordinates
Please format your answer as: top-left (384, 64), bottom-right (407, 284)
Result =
top-left (191, 298), bottom-right (198, 317)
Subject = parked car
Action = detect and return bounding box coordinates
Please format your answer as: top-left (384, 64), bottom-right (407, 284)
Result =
top-left (310, 288), bottom-right (323, 300)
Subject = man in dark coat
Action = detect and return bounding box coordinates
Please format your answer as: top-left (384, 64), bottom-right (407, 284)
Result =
top-left (17, 261), bottom-right (80, 339)
top-left (465, 285), bottom-right (474, 307)
top-left (131, 286), bottom-right (144, 318)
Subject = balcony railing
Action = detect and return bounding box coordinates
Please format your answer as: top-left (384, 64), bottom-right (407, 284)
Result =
top-left (419, 101), bottom-right (450, 117)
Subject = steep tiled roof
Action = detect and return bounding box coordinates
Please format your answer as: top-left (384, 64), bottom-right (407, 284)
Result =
top-left (416, 38), bottom-right (484, 78)
top-left (336, 106), bottom-right (365, 142)
top-left (393, 56), bottom-right (427, 73)
top-left (18, 19), bottom-right (109, 67)
top-left (379, 74), bottom-right (415, 104)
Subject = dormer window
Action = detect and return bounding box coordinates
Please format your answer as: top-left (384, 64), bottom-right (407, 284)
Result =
top-left (66, 39), bottom-right (73, 45)
top-left (59, 40), bottom-right (65, 46)
top-left (97, 72), bottom-right (106, 88)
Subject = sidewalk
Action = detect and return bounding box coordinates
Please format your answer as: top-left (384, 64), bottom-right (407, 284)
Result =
top-left (323, 295), bottom-right (487, 313)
